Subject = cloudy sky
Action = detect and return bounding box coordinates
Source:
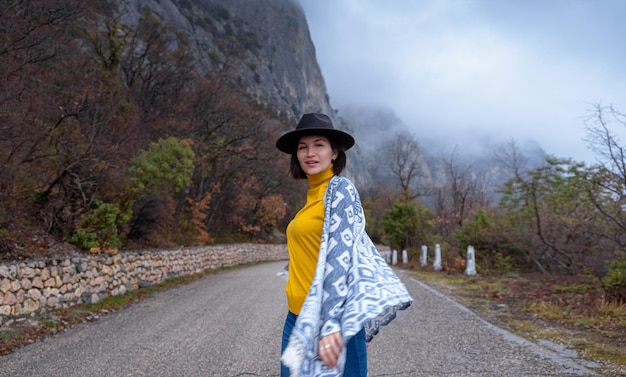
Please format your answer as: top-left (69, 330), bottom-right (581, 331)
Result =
top-left (297, 0), bottom-right (626, 163)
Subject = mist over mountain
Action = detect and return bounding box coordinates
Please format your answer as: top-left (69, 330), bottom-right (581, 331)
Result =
top-left (336, 105), bottom-right (547, 198)
top-left (118, 0), bottom-right (547, 193)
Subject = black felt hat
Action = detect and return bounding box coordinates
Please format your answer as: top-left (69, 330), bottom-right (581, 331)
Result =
top-left (276, 113), bottom-right (355, 154)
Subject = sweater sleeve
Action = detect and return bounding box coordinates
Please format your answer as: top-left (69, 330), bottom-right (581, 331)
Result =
top-left (319, 177), bottom-right (364, 338)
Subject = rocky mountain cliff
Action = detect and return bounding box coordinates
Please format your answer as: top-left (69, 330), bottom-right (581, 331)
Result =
top-left (118, 0), bottom-right (333, 123)
top-left (115, 0), bottom-right (380, 185)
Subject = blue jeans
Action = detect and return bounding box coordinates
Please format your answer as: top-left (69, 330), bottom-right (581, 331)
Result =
top-left (281, 311), bottom-right (367, 377)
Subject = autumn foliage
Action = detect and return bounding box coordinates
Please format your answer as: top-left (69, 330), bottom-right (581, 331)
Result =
top-left (0, 1), bottom-right (295, 258)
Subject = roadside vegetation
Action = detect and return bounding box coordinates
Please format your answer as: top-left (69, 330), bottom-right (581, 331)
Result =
top-left (409, 266), bottom-right (625, 376)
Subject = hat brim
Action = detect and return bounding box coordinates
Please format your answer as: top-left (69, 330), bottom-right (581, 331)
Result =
top-left (276, 128), bottom-right (355, 154)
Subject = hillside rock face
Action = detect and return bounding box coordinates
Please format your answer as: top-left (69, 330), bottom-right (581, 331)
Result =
top-left (118, 0), bottom-right (333, 123)
top-left (116, 0), bottom-right (376, 185)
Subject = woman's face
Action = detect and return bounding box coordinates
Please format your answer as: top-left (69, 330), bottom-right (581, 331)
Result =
top-left (296, 135), bottom-right (338, 176)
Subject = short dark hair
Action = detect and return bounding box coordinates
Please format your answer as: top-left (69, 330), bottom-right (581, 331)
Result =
top-left (289, 138), bottom-right (347, 180)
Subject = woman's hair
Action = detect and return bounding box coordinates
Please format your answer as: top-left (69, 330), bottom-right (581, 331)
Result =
top-left (289, 137), bottom-right (347, 180)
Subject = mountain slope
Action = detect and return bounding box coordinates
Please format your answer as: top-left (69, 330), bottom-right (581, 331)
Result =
top-left (118, 0), bottom-right (334, 123)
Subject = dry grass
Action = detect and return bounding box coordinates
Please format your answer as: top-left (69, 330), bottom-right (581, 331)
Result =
top-left (408, 268), bottom-right (626, 376)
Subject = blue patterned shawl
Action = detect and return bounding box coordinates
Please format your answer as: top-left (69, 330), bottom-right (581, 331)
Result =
top-left (281, 175), bottom-right (413, 376)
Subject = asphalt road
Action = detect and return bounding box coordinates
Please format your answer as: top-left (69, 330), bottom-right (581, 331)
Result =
top-left (0, 261), bottom-right (600, 376)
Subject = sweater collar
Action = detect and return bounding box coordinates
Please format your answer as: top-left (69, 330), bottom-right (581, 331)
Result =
top-left (307, 164), bottom-right (335, 189)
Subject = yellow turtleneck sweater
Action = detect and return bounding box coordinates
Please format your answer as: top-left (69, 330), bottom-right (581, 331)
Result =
top-left (285, 165), bottom-right (335, 315)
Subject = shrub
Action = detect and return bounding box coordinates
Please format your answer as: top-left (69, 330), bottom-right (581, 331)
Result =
top-left (603, 258), bottom-right (626, 303)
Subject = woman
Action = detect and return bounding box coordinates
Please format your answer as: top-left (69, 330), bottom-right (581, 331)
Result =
top-left (277, 113), bottom-right (413, 377)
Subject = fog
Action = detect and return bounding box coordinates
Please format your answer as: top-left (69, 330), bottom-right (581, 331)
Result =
top-left (298, 0), bottom-right (626, 164)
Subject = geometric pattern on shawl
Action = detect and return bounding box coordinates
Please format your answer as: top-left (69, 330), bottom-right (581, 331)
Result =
top-left (281, 176), bottom-right (413, 377)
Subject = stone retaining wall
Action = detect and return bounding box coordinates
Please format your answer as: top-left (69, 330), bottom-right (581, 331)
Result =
top-left (0, 244), bottom-right (287, 326)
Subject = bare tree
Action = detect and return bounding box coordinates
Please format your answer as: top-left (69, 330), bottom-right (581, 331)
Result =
top-left (434, 146), bottom-right (489, 243)
top-left (493, 138), bottom-right (529, 180)
top-left (585, 104), bottom-right (626, 181)
top-left (584, 104), bottom-right (626, 247)
top-left (383, 132), bottom-right (425, 202)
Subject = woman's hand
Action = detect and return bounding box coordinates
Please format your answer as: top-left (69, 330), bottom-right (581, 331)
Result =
top-left (318, 332), bottom-right (344, 368)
